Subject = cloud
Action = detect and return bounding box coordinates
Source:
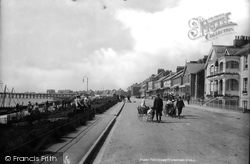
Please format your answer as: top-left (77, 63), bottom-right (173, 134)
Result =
top-left (122, 0), bottom-right (181, 13)
top-left (115, 0), bottom-right (250, 63)
top-left (0, 0), bottom-right (249, 93)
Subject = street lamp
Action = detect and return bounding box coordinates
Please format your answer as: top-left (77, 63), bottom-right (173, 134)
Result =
top-left (83, 76), bottom-right (88, 92)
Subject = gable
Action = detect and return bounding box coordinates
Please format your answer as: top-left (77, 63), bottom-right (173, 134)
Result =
top-left (210, 49), bottom-right (216, 61)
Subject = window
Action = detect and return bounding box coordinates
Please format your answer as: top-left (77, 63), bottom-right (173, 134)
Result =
top-left (219, 62), bottom-right (224, 72)
top-left (226, 79), bottom-right (239, 91)
top-left (226, 61), bottom-right (239, 69)
top-left (244, 55), bottom-right (248, 69)
top-left (243, 78), bottom-right (248, 92)
top-left (210, 65), bottom-right (214, 75)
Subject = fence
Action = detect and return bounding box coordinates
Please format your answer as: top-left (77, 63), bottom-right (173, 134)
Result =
top-left (190, 98), bottom-right (244, 112)
top-left (3, 109), bottom-right (94, 153)
top-left (1, 98), bottom-right (119, 153)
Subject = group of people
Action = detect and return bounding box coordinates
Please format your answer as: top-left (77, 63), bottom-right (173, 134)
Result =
top-left (14, 100), bottom-right (58, 115)
top-left (140, 94), bottom-right (185, 122)
top-left (74, 95), bottom-right (91, 111)
top-left (116, 95), bottom-right (131, 103)
top-left (16, 95), bottom-right (92, 114)
top-left (27, 101), bottom-right (59, 113)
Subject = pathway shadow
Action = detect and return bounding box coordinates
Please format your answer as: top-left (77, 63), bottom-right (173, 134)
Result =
top-left (146, 120), bottom-right (176, 124)
top-left (180, 115), bottom-right (200, 119)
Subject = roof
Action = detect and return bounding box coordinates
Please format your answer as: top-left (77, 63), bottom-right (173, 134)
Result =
top-left (234, 43), bottom-right (250, 56)
top-left (155, 72), bottom-right (174, 83)
top-left (205, 45), bottom-right (231, 68)
top-left (225, 47), bottom-right (242, 55)
top-left (153, 70), bottom-right (165, 81)
top-left (213, 45), bottom-right (232, 58)
top-left (131, 83), bottom-right (140, 87)
top-left (168, 70), bottom-right (184, 81)
top-left (163, 72), bottom-right (176, 81)
top-left (185, 63), bottom-right (205, 74)
top-left (156, 76), bottom-right (167, 83)
top-left (172, 70), bottom-right (184, 79)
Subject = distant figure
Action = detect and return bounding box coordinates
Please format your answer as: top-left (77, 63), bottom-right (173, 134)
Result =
top-left (53, 102), bottom-right (57, 110)
top-left (176, 97), bottom-right (185, 119)
top-left (140, 97), bottom-right (146, 108)
top-left (200, 96), bottom-right (204, 106)
top-left (16, 103), bottom-right (20, 112)
top-left (84, 96), bottom-right (91, 109)
top-left (45, 100), bottom-right (49, 112)
top-left (27, 102), bottom-right (32, 113)
top-left (153, 94), bottom-right (163, 123)
top-left (33, 102), bottom-right (39, 113)
top-left (75, 95), bottom-right (83, 110)
top-left (187, 95), bottom-right (190, 105)
top-left (127, 95), bottom-right (131, 103)
top-left (61, 99), bottom-right (65, 109)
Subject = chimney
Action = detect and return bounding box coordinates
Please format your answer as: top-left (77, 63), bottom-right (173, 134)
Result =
top-left (233, 35), bottom-right (250, 47)
top-left (176, 66), bottom-right (184, 73)
top-left (157, 69), bottom-right (164, 75)
top-left (165, 70), bottom-right (172, 76)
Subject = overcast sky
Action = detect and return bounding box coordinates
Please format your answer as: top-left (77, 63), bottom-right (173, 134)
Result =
top-left (0, 0), bottom-right (249, 93)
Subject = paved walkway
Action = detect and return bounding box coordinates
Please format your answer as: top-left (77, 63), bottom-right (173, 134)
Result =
top-left (39, 101), bottom-right (125, 164)
top-left (93, 98), bottom-right (249, 164)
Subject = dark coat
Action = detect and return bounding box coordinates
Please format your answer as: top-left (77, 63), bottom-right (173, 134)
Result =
top-left (153, 97), bottom-right (163, 111)
top-left (176, 99), bottom-right (185, 108)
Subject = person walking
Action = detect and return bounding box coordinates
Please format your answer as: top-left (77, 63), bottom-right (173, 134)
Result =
top-left (127, 95), bottom-right (131, 103)
top-left (186, 95), bottom-right (190, 104)
top-left (153, 94), bottom-right (163, 123)
top-left (176, 97), bottom-right (185, 119)
top-left (200, 95), bottom-right (204, 106)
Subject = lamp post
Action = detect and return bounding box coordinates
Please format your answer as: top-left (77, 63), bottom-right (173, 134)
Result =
top-left (83, 76), bottom-right (88, 93)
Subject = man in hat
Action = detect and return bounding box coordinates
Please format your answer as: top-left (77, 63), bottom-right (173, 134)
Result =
top-left (153, 94), bottom-right (163, 123)
top-left (176, 96), bottom-right (185, 119)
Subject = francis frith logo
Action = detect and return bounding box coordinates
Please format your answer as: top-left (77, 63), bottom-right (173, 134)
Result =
top-left (188, 12), bottom-right (237, 41)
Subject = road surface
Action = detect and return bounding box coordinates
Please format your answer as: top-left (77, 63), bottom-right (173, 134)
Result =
top-left (93, 98), bottom-right (249, 164)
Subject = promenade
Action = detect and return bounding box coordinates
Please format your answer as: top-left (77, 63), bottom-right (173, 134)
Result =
top-left (40, 101), bottom-right (125, 164)
top-left (34, 97), bottom-right (249, 164)
top-left (93, 98), bottom-right (249, 164)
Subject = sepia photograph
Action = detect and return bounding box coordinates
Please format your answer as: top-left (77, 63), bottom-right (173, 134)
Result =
top-left (0, 0), bottom-right (249, 163)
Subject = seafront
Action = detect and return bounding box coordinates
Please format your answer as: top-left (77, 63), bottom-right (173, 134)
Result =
top-left (0, 97), bottom-right (54, 107)
top-left (0, 96), bottom-right (120, 162)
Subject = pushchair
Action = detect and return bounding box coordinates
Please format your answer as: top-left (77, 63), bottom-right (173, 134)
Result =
top-left (164, 104), bottom-right (176, 117)
top-left (137, 106), bottom-right (149, 121)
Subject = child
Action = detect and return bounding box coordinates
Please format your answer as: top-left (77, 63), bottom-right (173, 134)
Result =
top-left (147, 108), bottom-right (154, 122)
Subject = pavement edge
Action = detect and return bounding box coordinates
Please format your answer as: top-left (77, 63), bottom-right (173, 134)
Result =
top-left (78, 101), bottom-right (125, 164)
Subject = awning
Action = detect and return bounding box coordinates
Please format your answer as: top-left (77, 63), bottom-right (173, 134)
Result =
top-left (170, 84), bottom-right (180, 89)
top-left (179, 84), bottom-right (190, 88)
